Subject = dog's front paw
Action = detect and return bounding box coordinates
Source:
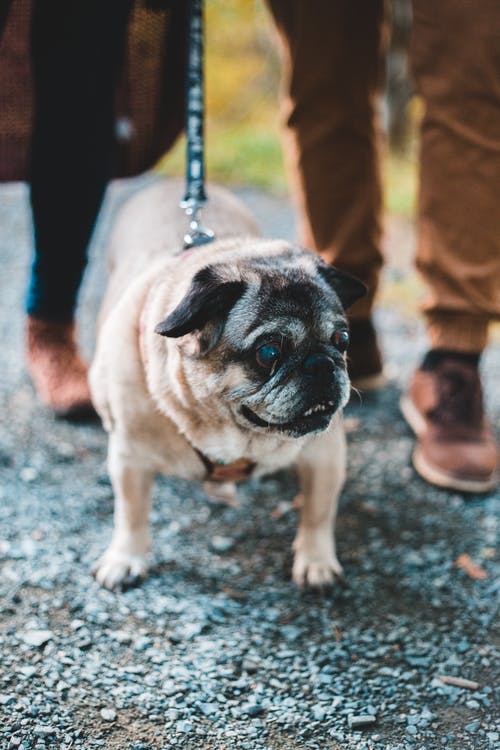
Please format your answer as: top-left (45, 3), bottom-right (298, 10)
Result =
top-left (292, 551), bottom-right (343, 588)
top-left (292, 531), bottom-right (344, 588)
top-left (92, 548), bottom-right (149, 590)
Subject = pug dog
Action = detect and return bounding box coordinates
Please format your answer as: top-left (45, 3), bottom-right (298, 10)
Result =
top-left (89, 178), bottom-right (365, 590)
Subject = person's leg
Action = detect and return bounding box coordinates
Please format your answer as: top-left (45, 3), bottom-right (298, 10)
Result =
top-left (0, 0), bottom-right (13, 43)
top-left (401, 0), bottom-right (500, 491)
top-left (266, 0), bottom-right (388, 387)
top-left (26, 0), bottom-right (133, 418)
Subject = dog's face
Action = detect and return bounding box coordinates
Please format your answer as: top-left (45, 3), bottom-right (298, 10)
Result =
top-left (155, 245), bottom-right (365, 439)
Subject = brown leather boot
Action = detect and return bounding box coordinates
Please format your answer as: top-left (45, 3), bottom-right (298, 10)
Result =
top-left (400, 358), bottom-right (498, 493)
top-left (26, 316), bottom-right (97, 420)
top-left (347, 318), bottom-right (386, 391)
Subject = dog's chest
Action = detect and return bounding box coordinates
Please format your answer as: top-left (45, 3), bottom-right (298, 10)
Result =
top-left (135, 408), bottom-right (304, 482)
top-left (184, 427), bottom-right (305, 481)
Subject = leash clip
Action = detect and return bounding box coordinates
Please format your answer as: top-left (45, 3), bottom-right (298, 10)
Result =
top-left (180, 197), bottom-right (215, 249)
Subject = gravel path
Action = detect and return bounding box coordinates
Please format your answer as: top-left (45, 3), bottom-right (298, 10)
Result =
top-left (0, 180), bottom-right (498, 750)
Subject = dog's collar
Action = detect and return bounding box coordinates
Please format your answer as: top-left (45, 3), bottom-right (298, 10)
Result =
top-left (193, 446), bottom-right (255, 482)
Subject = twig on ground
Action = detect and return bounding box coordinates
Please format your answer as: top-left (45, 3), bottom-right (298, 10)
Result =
top-left (439, 675), bottom-right (480, 690)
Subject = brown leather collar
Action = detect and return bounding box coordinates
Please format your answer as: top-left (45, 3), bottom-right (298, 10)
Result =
top-left (193, 447), bottom-right (255, 482)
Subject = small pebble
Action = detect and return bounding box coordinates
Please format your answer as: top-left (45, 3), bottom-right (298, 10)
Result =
top-left (348, 714), bottom-right (377, 729)
top-left (242, 658), bottom-right (260, 674)
top-left (20, 467), bottom-right (38, 482)
top-left (465, 721), bottom-right (481, 733)
top-left (21, 630), bottom-right (53, 648)
top-left (176, 721), bottom-right (193, 734)
top-left (100, 708), bottom-right (116, 722)
top-left (241, 703), bottom-right (264, 717)
top-left (466, 699), bottom-right (480, 709)
top-left (312, 705), bottom-right (326, 721)
top-left (33, 726), bottom-right (55, 738)
top-left (199, 703), bottom-right (217, 717)
top-left (107, 630), bottom-right (133, 645)
top-left (210, 535), bottom-right (235, 553)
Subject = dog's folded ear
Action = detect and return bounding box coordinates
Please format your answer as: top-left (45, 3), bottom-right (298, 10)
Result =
top-left (317, 264), bottom-right (367, 310)
top-left (155, 265), bottom-right (246, 339)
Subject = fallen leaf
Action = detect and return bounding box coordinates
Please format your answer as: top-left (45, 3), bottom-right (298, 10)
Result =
top-left (455, 553), bottom-right (488, 580)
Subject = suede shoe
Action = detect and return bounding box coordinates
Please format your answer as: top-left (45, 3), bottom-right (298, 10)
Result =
top-left (400, 358), bottom-right (498, 493)
top-left (347, 318), bottom-right (386, 391)
top-left (26, 316), bottom-right (97, 421)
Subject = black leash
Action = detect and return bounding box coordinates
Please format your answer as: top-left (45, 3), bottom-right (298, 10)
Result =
top-left (180, 0), bottom-right (215, 249)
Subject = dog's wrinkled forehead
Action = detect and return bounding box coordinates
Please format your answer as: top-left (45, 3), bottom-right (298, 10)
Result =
top-left (225, 253), bottom-right (349, 348)
top-left (154, 243), bottom-right (366, 352)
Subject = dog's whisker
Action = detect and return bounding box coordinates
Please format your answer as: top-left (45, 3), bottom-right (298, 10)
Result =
top-left (350, 385), bottom-right (363, 405)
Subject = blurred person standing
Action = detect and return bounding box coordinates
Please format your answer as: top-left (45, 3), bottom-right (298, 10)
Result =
top-left (0, 0), bottom-right (187, 418)
top-left (266, 0), bottom-right (500, 492)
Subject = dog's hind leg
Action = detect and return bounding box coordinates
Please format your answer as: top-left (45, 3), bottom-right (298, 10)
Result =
top-left (292, 417), bottom-right (346, 588)
top-left (92, 435), bottom-right (154, 590)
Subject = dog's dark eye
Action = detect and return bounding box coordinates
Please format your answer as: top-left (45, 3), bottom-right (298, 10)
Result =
top-left (256, 342), bottom-right (282, 370)
top-left (332, 330), bottom-right (350, 352)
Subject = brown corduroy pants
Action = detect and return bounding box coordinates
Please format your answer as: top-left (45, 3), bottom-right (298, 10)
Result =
top-left (267, 0), bottom-right (500, 353)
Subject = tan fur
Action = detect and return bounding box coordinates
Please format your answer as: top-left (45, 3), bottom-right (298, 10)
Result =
top-left (90, 178), bottom-right (346, 590)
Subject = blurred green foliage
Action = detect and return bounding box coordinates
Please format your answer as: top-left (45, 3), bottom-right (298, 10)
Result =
top-left (385, 152), bottom-right (417, 217)
top-left (159, 0), bottom-right (418, 216)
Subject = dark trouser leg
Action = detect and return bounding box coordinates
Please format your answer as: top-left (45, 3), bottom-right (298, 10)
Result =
top-left (27, 0), bottom-right (133, 322)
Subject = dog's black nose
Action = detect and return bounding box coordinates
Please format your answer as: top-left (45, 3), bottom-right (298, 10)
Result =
top-left (302, 353), bottom-right (336, 378)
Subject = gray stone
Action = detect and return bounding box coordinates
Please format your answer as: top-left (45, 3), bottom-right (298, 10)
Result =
top-left (210, 536), bottom-right (235, 554)
top-left (241, 703), bottom-right (264, 717)
top-left (176, 720), bottom-right (193, 733)
top-left (312, 705), bottom-right (326, 721)
top-left (21, 630), bottom-right (53, 648)
top-left (99, 708), bottom-right (116, 722)
top-left (107, 630), bottom-right (133, 644)
top-left (33, 726), bottom-right (56, 738)
top-left (465, 721), bottom-right (481, 733)
top-left (348, 714), bottom-right (377, 729)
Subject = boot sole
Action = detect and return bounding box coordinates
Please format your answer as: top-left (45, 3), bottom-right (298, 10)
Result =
top-left (400, 395), bottom-right (498, 494)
